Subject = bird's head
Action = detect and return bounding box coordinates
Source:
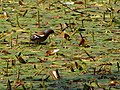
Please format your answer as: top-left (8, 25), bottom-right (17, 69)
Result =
top-left (44, 29), bottom-right (54, 35)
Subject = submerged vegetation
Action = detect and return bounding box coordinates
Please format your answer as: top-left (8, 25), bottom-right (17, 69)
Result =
top-left (0, 0), bottom-right (120, 90)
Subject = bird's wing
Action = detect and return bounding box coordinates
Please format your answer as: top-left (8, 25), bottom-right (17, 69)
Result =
top-left (33, 34), bottom-right (40, 39)
top-left (36, 31), bottom-right (45, 37)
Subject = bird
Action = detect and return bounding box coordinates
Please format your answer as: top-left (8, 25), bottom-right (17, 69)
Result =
top-left (30, 29), bottom-right (54, 44)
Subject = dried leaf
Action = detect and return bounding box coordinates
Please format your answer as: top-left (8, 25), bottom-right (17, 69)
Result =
top-left (11, 60), bottom-right (16, 66)
top-left (79, 38), bottom-right (85, 46)
top-left (4, 12), bottom-right (9, 18)
top-left (109, 81), bottom-right (119, 86)
top-left (60, 31), bottom-right (71, 40)
top-left (64, 33), bottom-right (70, 40)
top-left (19, 0), bottom-right (24, 6)
top-left (79, 33), bottom-right (87, 46)
top-left (14, 80), bottom-right (25, 89)
top-left (0, 12), bottom-right (9, 19)
top-left (1, 50), bottom-right (11, 54)
top-left (46, 49), bottom-right (59, 56)
top-left (52, 15), bottom-right (61, 19)
top-left (37, 57), bottom-right (48, 62)
top-left (49, 69), bottom-right (60, 80)
top-left (74, 1), bottom-right (84, 4)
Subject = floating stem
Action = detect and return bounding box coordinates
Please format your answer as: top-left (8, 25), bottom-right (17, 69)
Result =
top-left (117, 62), bottom-right (119, 72)
top-left (1, 31), bottom-right (5, 41)
top-left (0, 0), bottom-right (3, 11)
top-left (84, 0), bottom-right (87, 8)
top-left (10, 33), bottom-right (13, 48)
top-left (109, 0), bottom-right (111, 4)
top-left (37, 9), bottom-right (40, 28)
top-left (17, 68), bottom-right (20, 80)
top-left (83, 49), bottom-right (95, 61)
top-left (16, 32), bottom-right (18, 45)
top-left (29, 31), bottom-right (32, 46)
top-left (16, 14), bottom-right (22, 29)
top-left (91, 31), bottom-right (94, 43)
top-left (82, 19), bottom-right (84, 28)
top-left (93, 67), bottom-right (96, 75)
top-left (6, 60), bottom-right (9, 76)
top-left (103, 12), bottom-right (105, 21)
top-left (7, 79), bottom-right (12, 90)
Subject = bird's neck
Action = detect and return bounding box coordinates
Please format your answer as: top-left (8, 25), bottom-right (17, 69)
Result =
top-left (44, 30), bottom-right (49, 35)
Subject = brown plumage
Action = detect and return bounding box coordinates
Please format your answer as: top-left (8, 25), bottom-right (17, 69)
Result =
top-left (31, 29), bottom-right (54, 43)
